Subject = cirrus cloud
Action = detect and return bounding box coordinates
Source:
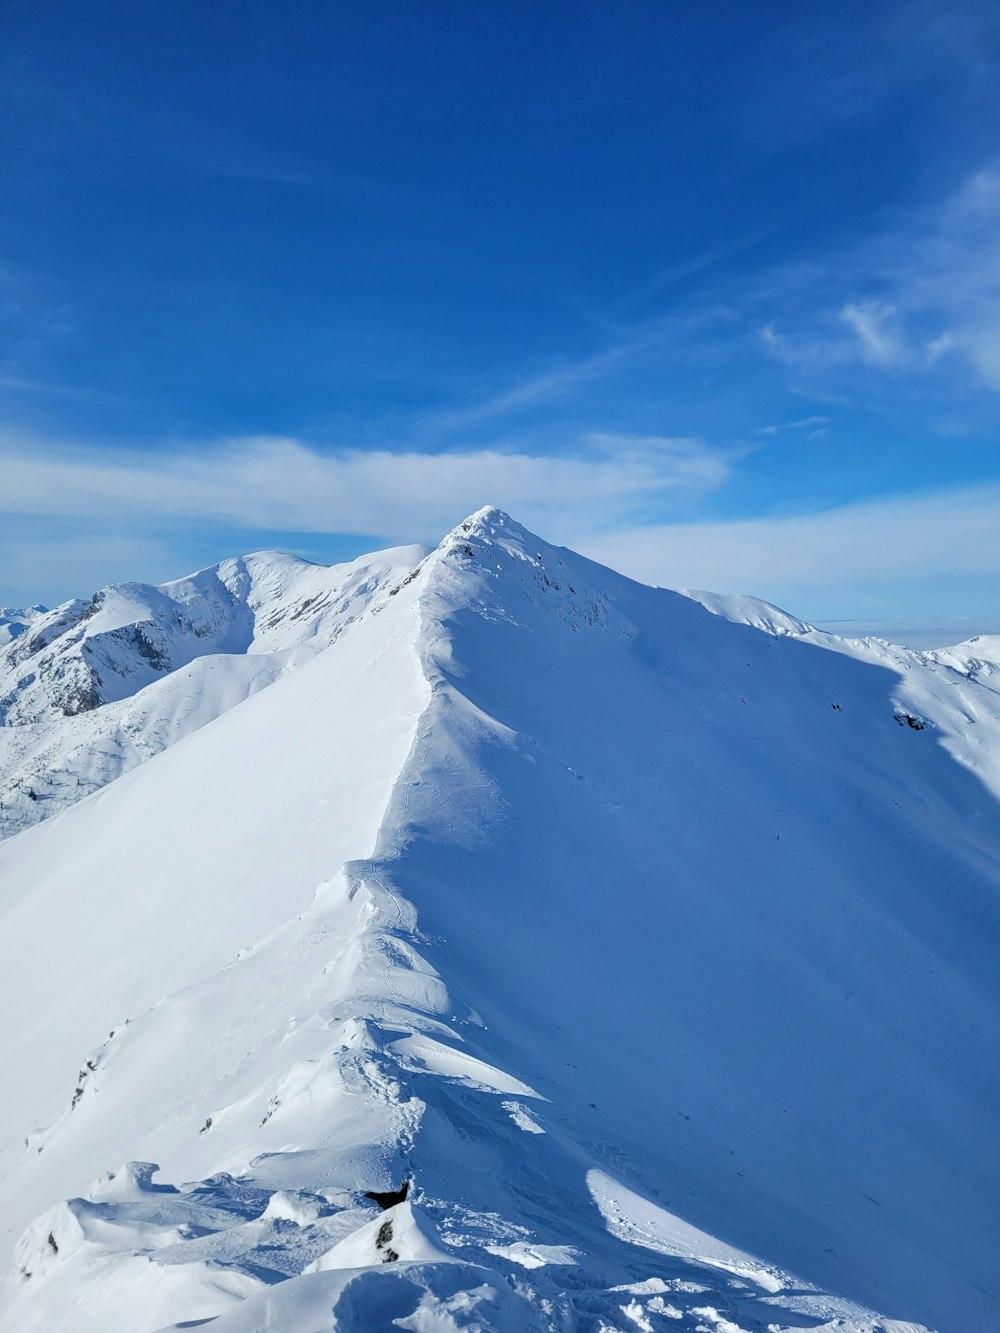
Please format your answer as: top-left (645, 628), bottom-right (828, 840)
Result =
top-left (758, 163), bottom-right (1000, 393)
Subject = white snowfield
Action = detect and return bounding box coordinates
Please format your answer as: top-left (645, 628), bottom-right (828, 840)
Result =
top-left (0, 507), bottom-right (997, 1333)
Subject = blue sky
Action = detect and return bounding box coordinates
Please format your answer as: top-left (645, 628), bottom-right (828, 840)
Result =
top-left (2, 0), bottom-right (999, 631)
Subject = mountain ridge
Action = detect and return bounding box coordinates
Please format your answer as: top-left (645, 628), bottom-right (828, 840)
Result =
top-left (4, 505), bottom-right (997, 844)
top-left (0, 508), bottom-right (997, 1331)
top-left (0, 541), bottom-right (428, 840)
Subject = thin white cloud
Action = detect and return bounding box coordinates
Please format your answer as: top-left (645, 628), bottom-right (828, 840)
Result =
top-left (839, 302), bottom-right (907, 368)
top-left (426, 340), bottom-right (647, 434)
top-left (754, 415), bottom-right (829, 437)
top-left (757, 162), bottom-right (1000, 391)
top-left (575, 484), bottom-right (1000, 604)
top-left (0, 431), bottom-right (729, 546)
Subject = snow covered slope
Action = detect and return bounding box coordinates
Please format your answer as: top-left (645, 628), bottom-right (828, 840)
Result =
top-left (679, 589), bottom-right (816, 638)
top-left (0, 508), bottom-right (998, 1333)
top-left (0, 547), bottom-right (426, 840)
top-left (926, 634), bottom-right (1000, 692)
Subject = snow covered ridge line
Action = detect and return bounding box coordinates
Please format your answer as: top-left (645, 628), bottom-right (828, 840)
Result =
top-left (0, 505), bottom-right (998, 1331)
top-left (3, 506), bottom-right (994, 845)
top-left (685, 586), bottom-right (1000, 693)
top-left (0, 543), bottom-right (428, 841)
top-left (0, 821), bottom-right (917, 1329)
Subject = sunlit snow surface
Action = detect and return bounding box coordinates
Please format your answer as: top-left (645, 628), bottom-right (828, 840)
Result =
top-left (0, 546), bottom-right (427, 840)
top-left (0, 508), bottom-right (997, 1332)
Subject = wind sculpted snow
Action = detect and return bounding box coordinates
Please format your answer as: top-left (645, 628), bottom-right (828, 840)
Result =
top-left (0, 508), bottom-right (997, 1332)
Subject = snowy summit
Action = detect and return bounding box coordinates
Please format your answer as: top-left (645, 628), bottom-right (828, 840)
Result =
top-left (0, 508), bottom-right (997, 1333)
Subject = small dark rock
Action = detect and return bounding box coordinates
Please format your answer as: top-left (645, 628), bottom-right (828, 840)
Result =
top-left (365, 1180), bottom-right (409, 1210)
top-left (894, 711), bottom-right (926, 730)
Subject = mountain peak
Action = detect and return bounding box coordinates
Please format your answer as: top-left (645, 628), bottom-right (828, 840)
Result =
top-left (443, 505), bottom-right (528, 548)
top-left (455, 503), bottom-right (512, 530)
top-left (1, 519), bottom-right (999, 1332)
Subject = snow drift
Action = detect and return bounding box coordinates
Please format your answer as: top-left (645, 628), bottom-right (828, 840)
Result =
top-left (0, 508), bottom-right (997, 1333)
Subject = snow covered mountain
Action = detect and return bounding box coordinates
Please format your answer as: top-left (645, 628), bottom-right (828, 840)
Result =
top-left (0, 546), bottom-right (426, 841)
top-left (0, 508), bottom-right (998, 1333)
top-left (926, 634), bottom-right (1000, 689)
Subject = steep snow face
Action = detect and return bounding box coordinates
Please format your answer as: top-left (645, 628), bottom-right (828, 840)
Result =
top-left (395, 510), bottom-right (1000, 1327)
top-left (0, 508), bottom-right (997, 1333)
top-left (0, 546), bottom-right (427, 840)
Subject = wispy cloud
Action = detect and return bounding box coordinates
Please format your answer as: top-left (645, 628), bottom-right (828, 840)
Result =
top-left (0, 431), bottom-right (729, 552)
top-left (578, 483), bottom-right (1000, 612)
top-left (754, 416), bottom-right (829, 437)
top-left (757, 163), bottom-right (1000, 393)
top-left (839, 302), bottom-right (907, 369)
top-left (425, 341), bottom-right (648, 435)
